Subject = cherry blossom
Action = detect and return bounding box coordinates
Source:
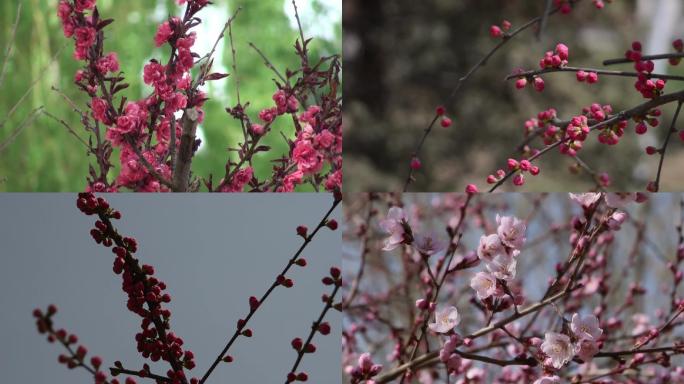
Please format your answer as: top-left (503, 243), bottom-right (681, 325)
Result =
top-left (571, 313), bottom-right (603, 341)
top-left (470, 271), bottom-right (498, 299)
top-left (428, 306), bottom-right (460, 334)
top-left (496, 214), bottom-right (526, 249)
top-left (379, 207), bottom-right (410, 251)
top-left (540, 332), bottom-right (575, 369)
top-left (476, 233), bottom-right (505, 262)
top-left (569, 192), bottom-right (602, 207)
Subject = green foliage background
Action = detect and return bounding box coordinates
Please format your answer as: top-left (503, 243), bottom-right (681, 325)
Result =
top-left (0, 0), bottom-right (341, 191)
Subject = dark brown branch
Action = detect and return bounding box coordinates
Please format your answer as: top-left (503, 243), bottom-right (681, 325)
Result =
top-left (505, 66), bottom-right (684, 82)
top-left (653, 101), bottom-right (683, 191)
top-left (603, 52), bottom-right (684, 66)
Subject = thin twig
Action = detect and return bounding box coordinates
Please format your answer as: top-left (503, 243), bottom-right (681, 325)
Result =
top-left (0, 106), bottom-right (43, 153)
top-left (0, 3), bottom-right (21, 89)
top-left (198, 198), bottom-right (340, 384)
top-left (603, 52), bottom-right (684, 66)
top-left (505, 66), bottom-right (684, 82)
top-left (653, 101), bottom-right (683, 191)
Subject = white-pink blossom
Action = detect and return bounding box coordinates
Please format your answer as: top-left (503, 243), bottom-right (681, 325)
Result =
top-left (477, 234), bottom-right (504, 262)
top-left (496, 214), bottom-right (526, 249)
top-left (569, 192), bottom-right (602, 207)
top-left (485, 252), bottom-right (518, 281)
top-left (428, 306), bottom-right (460, 334)
top-left (379, 207), bottom-right (407, 251)
top-left (541, 332), bottom-right (575, 369)
top-left (470, 271), bottom-right (497, 299)
top-left (571, 313), bottom-right (603, 341)
top-left (606, 210), bottom-right (627, 230)
top-left (576, 339), bottom-right (599, 362)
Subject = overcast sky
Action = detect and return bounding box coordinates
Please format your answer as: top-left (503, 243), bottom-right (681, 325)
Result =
top-left (0, 193), bottom-right (341, 383)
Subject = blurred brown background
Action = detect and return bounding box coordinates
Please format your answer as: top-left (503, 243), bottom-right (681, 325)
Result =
top-left (343, 0), bottom-right (684, 192)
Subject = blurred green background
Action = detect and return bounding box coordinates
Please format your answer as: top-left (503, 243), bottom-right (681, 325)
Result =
top-left (0, 0), bottom-right (341, 191)
top-left (344, 0), bottom-right (684, 192)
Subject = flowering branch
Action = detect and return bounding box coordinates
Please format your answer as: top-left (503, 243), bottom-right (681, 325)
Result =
top-left (198, 195), bottom-right (341, 384)
top-left (284, 267), bottom-right (341, 383)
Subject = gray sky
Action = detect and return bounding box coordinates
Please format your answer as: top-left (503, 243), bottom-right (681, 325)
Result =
top-left (0, 193), bottom-right (341, 383)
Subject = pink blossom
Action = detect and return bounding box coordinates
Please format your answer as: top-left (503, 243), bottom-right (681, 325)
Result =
top-left (379, 207), bottom-right (408, 251)
top-left (496, 214), bottom-right (526, 249)
top-left (540, 332), bottom-right (575, 369)
top-left (569, 193), bottom-right (601, 207)
top-left (470, 271), bottom-right (497, 299)
top-left (155, 19), bottom-right (176, 47)
top-left (143, 61), bottom-right (165, 85)
top-left (292, 141), bottom-right (323, 175)
top-left (576, 339), bottom-right (599, 362)
top-left (324, 169), bottom-right (342, 192)
top-left (74, 26), bottom-right (96, 49)
top-left (477, 234), bottom-right (504, 262)
top-left (413, 232), bottom-right (446, 256)
top-left (96, 52), bottom-right (119, 74)
top-left (314, 130), bottom-right (335, 149)
top-left (571, 313), bottom-right (603, 340)
top-left (485, 252), bottom-right (518, 281)
top-left (606, 210), bottom-right (627, 230)
top-left (427, 306), bottom-right (460, 334)
top-left (74, 0), bottom-right (96, 12)
top-left (259, 107), bottom-right (278, 123)
top-left (91, 97), bottom-right (108, 123)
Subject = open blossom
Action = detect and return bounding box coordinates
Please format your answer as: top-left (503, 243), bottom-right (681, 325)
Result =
top-left (155, 18), bottom-right (176, 47)
top-left (470, 271), bottom-right (497, 299)
top-left (477, 234), bottom-right (504, 262)
top-left (576, 339), bottom-right (599, 362)
top-left (569, 193), bottom-right (602, 207)
top-left (541, 332), bottom-right (575, 369)
top-left (428, 306), bottom-right (460, 334)
top-left (485, 252), bottom-right (518, 280)
top-left (571, 313), bottom-right (603, 341)
top-left (606, 210), bottom-right (627, 230)
top-left (413, 232), bottom-right (446, 256)
top-left (605, 193), bottom-right (636, 208)
top-left (496, 214), bottom-right (526, 249)
top-left (379, 207), bottom-right (409, 251)
top-left (292, 140), bottom-right (323, 175)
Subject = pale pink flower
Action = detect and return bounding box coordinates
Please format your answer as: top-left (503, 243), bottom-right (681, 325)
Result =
top-left (477, 234), bottom-right (504, 262)
top-left (605, 193), bottom-right (637, 208)
top-left (576, 339), bottom-right (599, 362)
top-left (496, 214), bottom-right (526, 249)
top-left (470, 271), bottom-right (497, 299)
top-left (533, 376), bottom-right (561, 384)
top-left (606, 210), bottom-right (627, 230)
top-left (571, 313), bottom-right (603, 340)
top-left (379, 207), bottom-right (408, 251)
top-left (632, 313), bottom-right (650, 336)
top-left (485, 252), bottom-right (518, 281)
top-left (414, 232), bottom-right (446, 256)
top-left (428, 306), bottom-right (460, 334)
top-left (569, 192), bottom-right (602, 207)
top-left (541, 332), bottom-right (575, 369)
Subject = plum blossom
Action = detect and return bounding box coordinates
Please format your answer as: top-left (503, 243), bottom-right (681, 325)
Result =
top-left (576, 339), bottom-right (599, 362)
top-left (428, 306), bottom-right (460, 334)
top-left (477, 234), bottom-right (505, 262)
top-left (571, 313), bottom-right (603, 341)
top-left (470, 271), bottom-right (497, 299)
top-left (379, 207), bottom-right (409, 251)
top-left (541, 332), bottom-right (575, 369)
top-left (496, 214), bottom-right (526, 249)
top-left (485, 252), bottom-right (518, 281)
top-left (569, 193), bottom-right (602, 207)
top-left (413, 232), bottom-right (446, 256)
top-left (606, 210), bottom-right (627, 230)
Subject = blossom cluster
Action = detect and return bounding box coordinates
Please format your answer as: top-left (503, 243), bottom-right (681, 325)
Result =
top-left (58, 0), bottom-right (342, 192)
top-left (343, 192), bottom-right (684, 383)
top-left (77, 192), bottom-right (197, 383)
top-left (470, 214), bottom-right (526, 302)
